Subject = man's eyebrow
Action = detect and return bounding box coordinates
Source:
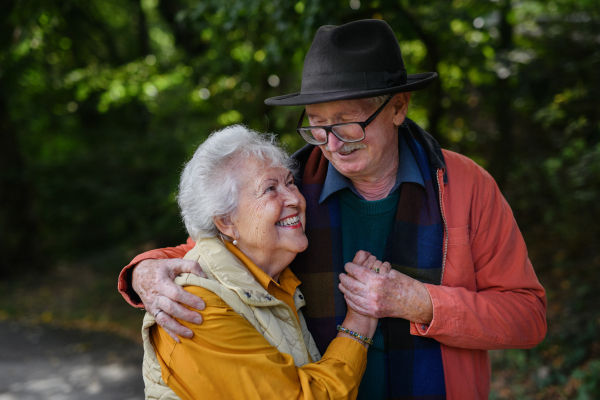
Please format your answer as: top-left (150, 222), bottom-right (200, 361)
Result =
top-left (306, 110), bottom-right (363, 120)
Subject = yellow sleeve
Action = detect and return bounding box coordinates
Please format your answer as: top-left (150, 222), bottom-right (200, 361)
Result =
top-left (151, 286), bottom-right (367, 400)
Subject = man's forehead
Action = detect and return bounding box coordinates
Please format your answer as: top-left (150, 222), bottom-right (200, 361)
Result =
top-left (305, 98), bottom-right (372, 117)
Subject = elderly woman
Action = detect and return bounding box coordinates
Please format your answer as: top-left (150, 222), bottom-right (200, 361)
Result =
top-left (142, 125), bottom-right (389, 400)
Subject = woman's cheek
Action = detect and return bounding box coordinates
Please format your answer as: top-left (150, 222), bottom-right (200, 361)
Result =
top-left (249, 200), bottom-right (274, 239)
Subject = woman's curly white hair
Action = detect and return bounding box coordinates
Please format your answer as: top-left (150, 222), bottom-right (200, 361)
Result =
top-left (178, 125), bottom-right (296, 240)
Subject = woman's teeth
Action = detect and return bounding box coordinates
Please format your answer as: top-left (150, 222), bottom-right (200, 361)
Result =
top-left (276, 215), bottom-right (300, 226)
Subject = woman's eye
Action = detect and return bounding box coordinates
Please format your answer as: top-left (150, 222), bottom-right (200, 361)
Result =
top-left (265, 186), bottom-right (276, 192)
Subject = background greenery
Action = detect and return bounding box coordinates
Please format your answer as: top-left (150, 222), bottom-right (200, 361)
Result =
top-left (1, 0), bottom-right (599, 398)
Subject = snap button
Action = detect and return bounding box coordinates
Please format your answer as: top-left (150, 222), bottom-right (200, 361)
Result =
top-left (421, 325), bottom-right (427, 330)
top-left (244, 292), bottom-right (251, 298)
top-left (299, 294), bottom-right (304, 300)
top-left (266, 296), bottom-right (272, 301)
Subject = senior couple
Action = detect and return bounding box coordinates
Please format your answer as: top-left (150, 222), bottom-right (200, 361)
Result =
top-left (119, 20), bottom-right (547, 399)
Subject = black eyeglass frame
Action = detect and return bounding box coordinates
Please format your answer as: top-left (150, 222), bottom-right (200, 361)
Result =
top-left (296, 95), bottom-right (393, 145)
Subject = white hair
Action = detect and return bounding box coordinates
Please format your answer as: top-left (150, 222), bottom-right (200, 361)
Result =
top-left (178, 125), bottom-right (296, 240)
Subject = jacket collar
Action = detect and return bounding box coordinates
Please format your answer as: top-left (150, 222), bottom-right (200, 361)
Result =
top-left (402, 118), bottom-right (447, 183)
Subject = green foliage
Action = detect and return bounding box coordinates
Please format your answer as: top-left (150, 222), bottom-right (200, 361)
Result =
top-left (0, 0), bottom-right (599, 397)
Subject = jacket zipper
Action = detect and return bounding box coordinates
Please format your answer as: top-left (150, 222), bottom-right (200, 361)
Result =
top-left (437, 169), bottom-right (448, 284)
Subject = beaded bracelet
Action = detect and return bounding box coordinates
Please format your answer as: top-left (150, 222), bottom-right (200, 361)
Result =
top-left (337, 325), bottom-right (374, 345)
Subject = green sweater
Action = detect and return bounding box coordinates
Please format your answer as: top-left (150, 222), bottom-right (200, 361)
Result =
top-left (339, 188), bottom-right (401, 400)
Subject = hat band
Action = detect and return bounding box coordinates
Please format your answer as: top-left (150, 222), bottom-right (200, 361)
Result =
top-left (301, 70), bottom-right (407, 95)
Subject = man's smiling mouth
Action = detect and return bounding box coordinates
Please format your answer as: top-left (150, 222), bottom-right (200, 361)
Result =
top-left (338, 148), bottom-right (358, 155)
top-left (327, 142), bottom-right (367, 156)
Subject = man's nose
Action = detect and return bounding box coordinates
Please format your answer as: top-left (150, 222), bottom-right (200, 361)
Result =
top-left (326, 131), bottom-right (345, 152)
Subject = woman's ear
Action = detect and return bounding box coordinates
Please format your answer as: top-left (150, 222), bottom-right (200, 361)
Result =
top-left (214, 215), bottom-right (238, 240)
top-left (392, 92), bottom-right (413, 126)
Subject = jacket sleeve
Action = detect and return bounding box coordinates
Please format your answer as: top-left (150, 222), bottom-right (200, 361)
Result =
top-left (411, 171), bottom-right (547, 350)
top-left (152, 287), bottom-right (367, 400)
top-left (117, 237), bottom-right (196, 308)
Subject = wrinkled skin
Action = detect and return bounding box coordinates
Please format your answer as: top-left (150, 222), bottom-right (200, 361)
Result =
top-left (132, 258), bottom-right (206, 342)
top-left (306, 93), bottom-right (411, 201)
top-left (214, 160), bottom-right (308, 280)
top-left (334, 250), bottom-right (390, 349)
top-left (339, 251), bottom-right (433, 324)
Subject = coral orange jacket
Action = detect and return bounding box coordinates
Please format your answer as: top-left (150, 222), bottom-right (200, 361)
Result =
top-left (118, 150), bottom-right (547, 400)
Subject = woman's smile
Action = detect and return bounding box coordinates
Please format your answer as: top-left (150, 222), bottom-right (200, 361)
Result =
top-left (222, 159), bottom-right (308, 275)
top-left (275, 213), bottom-right (302, 228)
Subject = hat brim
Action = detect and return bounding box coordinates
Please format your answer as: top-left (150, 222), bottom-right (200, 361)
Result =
top-left (265, 72), bottom-right (437, 106)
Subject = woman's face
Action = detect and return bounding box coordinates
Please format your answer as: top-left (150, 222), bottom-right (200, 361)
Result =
top-left (226, 159), bottom-right (308, 275)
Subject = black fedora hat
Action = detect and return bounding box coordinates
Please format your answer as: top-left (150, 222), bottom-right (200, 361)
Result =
top-left (265, 19), bottom-right (437, 106)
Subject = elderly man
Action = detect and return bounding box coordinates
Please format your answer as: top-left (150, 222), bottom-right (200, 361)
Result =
top-left (118, 20), bottom-right (546, 399)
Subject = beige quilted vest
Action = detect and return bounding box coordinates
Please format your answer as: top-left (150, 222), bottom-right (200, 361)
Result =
top-left (141, 237), bottom-right (322, 400)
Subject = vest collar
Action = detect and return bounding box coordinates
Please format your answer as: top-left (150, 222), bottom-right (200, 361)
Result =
top-left (192, 237), bottom-right (306, 309)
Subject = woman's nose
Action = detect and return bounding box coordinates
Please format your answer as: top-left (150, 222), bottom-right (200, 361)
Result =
top-left (282, 187), bottom-right (300, 206)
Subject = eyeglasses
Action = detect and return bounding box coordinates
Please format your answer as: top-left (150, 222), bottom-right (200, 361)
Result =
top-left (296, 95), bottom-right (393, 145)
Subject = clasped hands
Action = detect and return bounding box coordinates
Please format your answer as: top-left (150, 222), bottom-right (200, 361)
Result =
top-left (339, 250), bottom-right (434, 325)
top-left (132, 251), bottom-right (434, 342)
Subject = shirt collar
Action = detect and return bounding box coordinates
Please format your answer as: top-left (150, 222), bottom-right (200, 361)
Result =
top-left (224, 241), bottom-right (301, 297)
top-left (318, 132), bottom-right (424, 204)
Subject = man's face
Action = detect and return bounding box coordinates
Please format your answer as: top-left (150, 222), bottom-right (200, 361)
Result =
top-left (304, 94), bottom-right (409, 181)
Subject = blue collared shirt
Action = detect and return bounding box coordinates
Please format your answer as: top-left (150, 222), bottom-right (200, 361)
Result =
top-left (318, 133), bottom-right (424, 204)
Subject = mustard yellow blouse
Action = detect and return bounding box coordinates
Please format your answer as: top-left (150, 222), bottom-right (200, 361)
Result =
top-left (150, 242), bottom-right (367, 400)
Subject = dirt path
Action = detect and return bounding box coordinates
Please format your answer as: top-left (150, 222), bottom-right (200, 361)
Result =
top-left (0, 320), bottom-right (144, 400)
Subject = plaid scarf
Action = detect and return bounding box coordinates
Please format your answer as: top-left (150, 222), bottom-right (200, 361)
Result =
top-left (290, 123), bottom-right (446, 399)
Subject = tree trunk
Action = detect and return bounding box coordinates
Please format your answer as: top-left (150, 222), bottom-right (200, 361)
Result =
top-left (489, 2), bottom-right (514, 190)
top-left (0, 1), bottom-right (41, 276)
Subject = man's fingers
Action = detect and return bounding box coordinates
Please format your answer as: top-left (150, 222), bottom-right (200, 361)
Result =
top-left (363, 255), bottom-right (378, 270)
top-left (344, 295), bottom-right (373, 317)
top-left (157, 296), bottom-right (203, 325)
top-left (155, 311), bottom-right (193, 339)
top-left (339, 283), bottom-right (367, 307)
top-left (344, 262), bottom-right (372, 283)
top-left (380, 261), bottom-right (392, 275)
top-left (371, 260), bottom-right (383, 273)
top-left (164, 283), bottom-right (205, 311)
top-left (163, 326), bottom-right (182, 343)
top-left (339, 272), bottom-right (367, 296)
top-left (168, 260), bottom-right (207, 279)
top-left (352, 251), bottom-right (372, 266)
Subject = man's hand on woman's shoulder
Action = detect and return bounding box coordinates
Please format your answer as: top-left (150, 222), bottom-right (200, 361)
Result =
top-left (132, 258), bottom-right (207, 342)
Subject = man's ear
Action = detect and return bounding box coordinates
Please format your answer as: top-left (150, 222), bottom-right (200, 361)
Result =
top-left (392, 92), bottom-right (412, 126)
top-left (214, 215), bottom-right (238, 240)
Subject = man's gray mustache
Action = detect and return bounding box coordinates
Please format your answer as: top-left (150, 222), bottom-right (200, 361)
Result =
top-left (325, 142), bottom-right (367, 153)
